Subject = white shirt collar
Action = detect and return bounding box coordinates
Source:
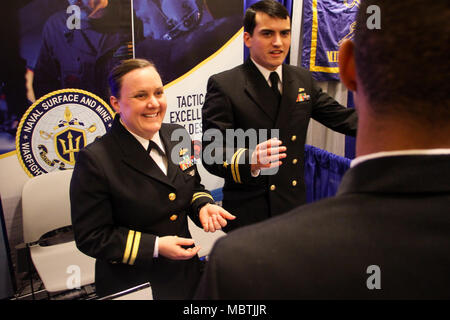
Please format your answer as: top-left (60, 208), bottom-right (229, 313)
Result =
top-left (350, 149), bottom-right (450, 168)
top-left (120, 119), bottom-right (165, 154)
top-left (251, 57), bottom-right (283, 87)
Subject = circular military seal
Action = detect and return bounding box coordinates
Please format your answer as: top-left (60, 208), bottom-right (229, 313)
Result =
top-left (16, 89), bottom-right (115, 177)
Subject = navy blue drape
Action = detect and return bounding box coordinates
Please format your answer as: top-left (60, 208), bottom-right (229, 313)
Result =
top-left (212, 145), bottom-right (351, 205)
top-left (304, 144), bottom-right (351, 203)
top-left (345, 91), bottom-right (356, 159)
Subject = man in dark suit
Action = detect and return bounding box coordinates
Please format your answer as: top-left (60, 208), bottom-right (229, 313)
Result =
top-left (201, 0), bottom-right (357, 231)
top-left (196, 0), bottom-right (450, 299)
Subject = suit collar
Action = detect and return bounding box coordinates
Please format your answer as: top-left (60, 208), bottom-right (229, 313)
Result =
top-left (350, 149), bottom-right (450, 168)
top-left (243, 58), bottom-right (280, 122)
top-left (158, 123), bottom-right (184, 182)
top-left (274, 64), bottom-right (300, 127)
top-left (250, 57), bottom-right (283, 87)
top-left (121, 120), bottom-right (166, 155)
top-left (110, 115), bottom-right (175, 188)
top-left (337, 155), bottom-right (450, 195)
top-left (243, 59), bottom-right (300, 125)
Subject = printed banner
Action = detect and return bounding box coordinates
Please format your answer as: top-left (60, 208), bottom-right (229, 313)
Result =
top-left (134, 0), bottom-right (243, 191)
top-left (301, 0), bottom-right (359, 81)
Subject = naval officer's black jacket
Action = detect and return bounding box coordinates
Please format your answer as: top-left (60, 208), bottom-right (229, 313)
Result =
top-left (70, 115), bottom-right (214, 299)
top-left (202, 59), bottom-right (357, 231)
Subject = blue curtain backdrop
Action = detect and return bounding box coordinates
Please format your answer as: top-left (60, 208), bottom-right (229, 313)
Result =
top-left (243, 0), bottom-right (293, 61)
top-left (212, 144), bottom-right (351, 204)
top-left (304, 144), bottom-right (351, 203)
top-left (345, 91), bottom-right (356, 159)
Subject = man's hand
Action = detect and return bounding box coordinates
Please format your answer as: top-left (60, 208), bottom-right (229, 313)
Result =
top-left (251, 138), bottom-right (287, 174)
top-left (199, 204), bottom-right (236, 232)
top-left (158, 236), bottom-right (200, 260)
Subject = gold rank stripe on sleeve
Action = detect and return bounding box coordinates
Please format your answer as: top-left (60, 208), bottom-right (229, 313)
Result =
top-left (129, 231), bottom-right (141, 265)
top-left (191, 192), bottom-right (214, 204)
top-left (231, 148), bottom-right (246, 184)
top-left (122, 230), bottom-right (141, 265)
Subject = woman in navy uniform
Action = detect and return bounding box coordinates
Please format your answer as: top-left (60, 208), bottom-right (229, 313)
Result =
top-left (70, 58), bottom-right (234, 299)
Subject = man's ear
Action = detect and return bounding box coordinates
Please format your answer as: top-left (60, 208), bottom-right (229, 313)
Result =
top-left (243, 32), bottom-right (252, 49)
top-left (338, 39), bottom-right (357, 92)
top-left (110, 96), bottom-right (120, 114)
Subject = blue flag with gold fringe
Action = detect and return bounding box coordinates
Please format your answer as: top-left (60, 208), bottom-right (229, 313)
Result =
top-left (301, 0), bottom-right (360, 81)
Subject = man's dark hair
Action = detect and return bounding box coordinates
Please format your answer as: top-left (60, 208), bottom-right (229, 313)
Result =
top-left (108, 58), bottom-right (156, 98)
top-left (354, 0), bottom-right (449, 121)
top-left (244, 0), bottom-right (290, 35)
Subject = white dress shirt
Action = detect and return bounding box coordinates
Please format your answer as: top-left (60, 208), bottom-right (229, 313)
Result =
top-left (251, 57), bottom-right (283, 94)
top-left (128, 131), bottom-right (168, 175)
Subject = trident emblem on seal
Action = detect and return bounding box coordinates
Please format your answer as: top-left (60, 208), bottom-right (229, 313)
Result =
top-left (59, 131), bottom-right (82, 164)
top-left (54, 107), bottom-right (86, 165)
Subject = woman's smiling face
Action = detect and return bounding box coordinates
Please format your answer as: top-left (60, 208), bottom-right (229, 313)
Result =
top-left (110, 66), bottom-right (167, 140)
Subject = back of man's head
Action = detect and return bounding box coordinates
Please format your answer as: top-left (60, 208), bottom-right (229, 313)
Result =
top-left (354, 0), bottom-right (449, 124)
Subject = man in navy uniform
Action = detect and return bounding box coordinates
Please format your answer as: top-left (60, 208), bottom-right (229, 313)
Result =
top-left (201, 0), bottom-right (357, 231)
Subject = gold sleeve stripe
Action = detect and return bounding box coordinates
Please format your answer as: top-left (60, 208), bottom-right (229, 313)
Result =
top-left (231, 148), bottom-right (246, 184)
top-left (122, 230), bottom-right (135, 264)
top-left (191, 192), bottom-right (214, 204)
top-left (129, 231), bottom-right (141, 265)
top-left (231, 148), bottom-right (245, 183)
top-left (230, 150), bottom-right (239, 183)
top-left (234, 148), bottom-right (246, 184)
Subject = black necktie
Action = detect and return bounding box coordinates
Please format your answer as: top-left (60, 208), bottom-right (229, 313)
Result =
top-left (147, 140), bottom-right (163, 155)
top-left (269, 71), bottom-right (281, 105)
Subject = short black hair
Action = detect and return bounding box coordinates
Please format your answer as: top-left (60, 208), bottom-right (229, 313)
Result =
top-left (108, 59), bottom-right (156, 98)
top-left (354, 0), bottom-right (450, 122)
top-left (244, 0), bottom-right (290, 35)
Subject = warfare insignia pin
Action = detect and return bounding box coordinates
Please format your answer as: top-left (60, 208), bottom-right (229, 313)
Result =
top-left (179, 148), bottom-right (188, 156)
